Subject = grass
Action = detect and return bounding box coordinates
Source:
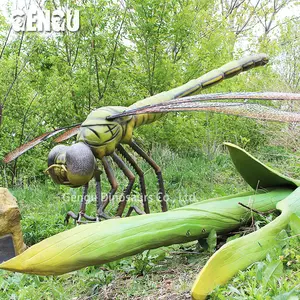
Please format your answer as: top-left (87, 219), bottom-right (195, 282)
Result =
top-left (0, 144), bottom-right (299, 299)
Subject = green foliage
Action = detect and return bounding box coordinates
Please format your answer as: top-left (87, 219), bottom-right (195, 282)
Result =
top-left (207, 229), bottom-right (217, 253)
top-left (211, 226), bottom-right (300, 299)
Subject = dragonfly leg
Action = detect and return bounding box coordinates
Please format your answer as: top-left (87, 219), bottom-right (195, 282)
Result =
top-left (102, 157), bottom-right (119, 210)
top-left (117, 145), bottom-right (150, 214)
top-left (65, 183), bottom-right (97, 225)
top-left (111, 152), bottom-right (135, 217)
top-left (94, 169), bottom-right (110, 221)
top-left (129, 140), bottom-right (167, 212)
top-left (64, 211), bottom-right (78, 225)
top-left (77, 183), bottom-right (89, 223)
top-left (125, 206), bottom-right (145, 217)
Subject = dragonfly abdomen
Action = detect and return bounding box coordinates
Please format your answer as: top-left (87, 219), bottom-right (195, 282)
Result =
top-left (133, 112), bottom-right (165, 127)
top-left (129, 54), bottom-right (268, 109)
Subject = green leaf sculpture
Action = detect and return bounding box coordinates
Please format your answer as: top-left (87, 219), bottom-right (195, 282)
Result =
top-left (0, 143), bottom-right (299, 300)
top-left (225, 142), bottom-right (300, 189)
top-left (191, 143), bottom-right (300, 299)
top-left (0, 188), bottom-right (290, 275)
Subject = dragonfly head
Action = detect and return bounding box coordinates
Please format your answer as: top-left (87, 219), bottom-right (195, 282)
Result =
top-left (46, 142), bottom-right (96, 187)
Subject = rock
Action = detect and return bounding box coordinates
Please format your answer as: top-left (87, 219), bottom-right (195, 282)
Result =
top-left (0, 188), bottom-right (26, 262)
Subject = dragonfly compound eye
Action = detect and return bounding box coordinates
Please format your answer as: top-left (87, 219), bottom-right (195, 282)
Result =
top-left (46, 143), bottom-right (96, 187)
top-left (65, 142), bottom-right (96, 187)
top-left (46, 145), bottom-right (69, 185)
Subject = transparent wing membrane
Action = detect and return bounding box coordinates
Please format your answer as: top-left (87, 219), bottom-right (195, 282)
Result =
top-left (148, 102), bottom-right (300, 123)
top-left (107, 92), bottom-right (300, 122)
top-left (54, 125), bottom-right (81, 143)
top-left (3, 124), bottom-right (81, 163)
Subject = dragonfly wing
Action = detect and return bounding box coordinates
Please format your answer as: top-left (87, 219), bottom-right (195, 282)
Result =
top-left (54, 125), bottom-right (81, 143)
top-left (145, 102), bottom-right (300, 123)
top-left (107, 92), bottom-right (300, 122)
top-left (3, 124), bottom-right (80, 163)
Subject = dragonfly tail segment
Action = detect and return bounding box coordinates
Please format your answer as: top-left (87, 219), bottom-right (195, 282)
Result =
top-left (128, 53), bottom-right (268, 110)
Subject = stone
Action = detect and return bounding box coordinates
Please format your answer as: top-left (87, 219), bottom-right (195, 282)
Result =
top-left (0, 188), bottom-right (26, 262)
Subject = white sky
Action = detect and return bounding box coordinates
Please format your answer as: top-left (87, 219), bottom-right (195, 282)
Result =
top-left (1, 0), bottom-right (298, 18)
top-left (0, 0), bottom-right (297, 37)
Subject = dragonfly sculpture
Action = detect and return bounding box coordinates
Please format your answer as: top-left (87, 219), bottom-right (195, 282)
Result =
top-left (4, 53), bottom-right (300, 224)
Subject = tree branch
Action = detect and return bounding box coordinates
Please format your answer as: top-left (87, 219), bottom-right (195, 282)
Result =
top-left (0, 26), bottom-right (12, 60)
top-left (101, 5), bottom-right (128, 98)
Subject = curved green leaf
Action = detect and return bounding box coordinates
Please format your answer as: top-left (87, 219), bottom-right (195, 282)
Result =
top-left (0, 189), bottom-right (291, 276)
top-left (191, 187), bottom-right (300, 300)
top-left (224, 142), bottom-right (300, 189)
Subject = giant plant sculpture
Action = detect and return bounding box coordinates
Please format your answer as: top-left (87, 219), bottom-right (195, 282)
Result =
top-left (1, 143), bottom-right (299, 299)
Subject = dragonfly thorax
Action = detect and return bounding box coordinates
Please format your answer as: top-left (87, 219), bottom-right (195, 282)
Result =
top-left (77, 106), bottom-right (133, 158)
